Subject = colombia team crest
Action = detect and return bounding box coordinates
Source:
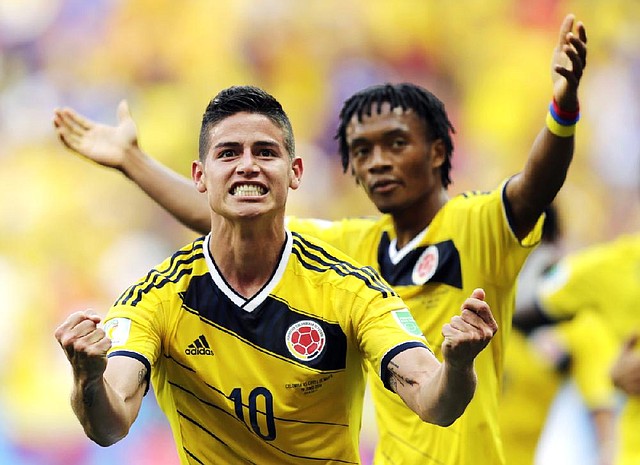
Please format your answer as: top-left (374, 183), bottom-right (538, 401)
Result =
top-left (285, 320), bottom-right (326, 361)
top-left (412, 245), bottom-right (439, 285)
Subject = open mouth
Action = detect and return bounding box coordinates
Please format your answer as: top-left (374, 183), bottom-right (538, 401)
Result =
top-left (231, 184), bottom-right (267, 196)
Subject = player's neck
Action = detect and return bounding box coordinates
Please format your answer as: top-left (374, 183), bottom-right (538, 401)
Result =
top-left (209, 219), bottom-right (286, 298)
top-left (392, 189), bottom-right (448, 249)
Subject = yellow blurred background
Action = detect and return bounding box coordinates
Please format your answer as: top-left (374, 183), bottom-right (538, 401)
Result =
top-left (0, 1), bottom-right (639, 464)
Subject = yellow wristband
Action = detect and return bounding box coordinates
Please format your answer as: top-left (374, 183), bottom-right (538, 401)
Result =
top-left (546, 111), bottom-right (576, 137)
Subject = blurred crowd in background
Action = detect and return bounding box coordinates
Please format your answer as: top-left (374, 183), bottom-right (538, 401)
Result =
top-left (1, 1), bottom-right (639, 464)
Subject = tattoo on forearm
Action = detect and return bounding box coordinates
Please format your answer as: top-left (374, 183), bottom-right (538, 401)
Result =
top-left (138, 368), bottom-right (148, 388)
top-left (388, 361), bottom-right (417, 392)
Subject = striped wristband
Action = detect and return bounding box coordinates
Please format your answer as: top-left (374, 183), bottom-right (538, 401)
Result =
top-left (546, 99), bottom-right (580, 137)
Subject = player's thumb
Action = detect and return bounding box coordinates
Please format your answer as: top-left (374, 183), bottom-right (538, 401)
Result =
top-left (117, 99), bottom-right (131, 122)
top-left (83, 308), bottom-right (103, 324)
top-left (470, 288), bottom-right (485, 301)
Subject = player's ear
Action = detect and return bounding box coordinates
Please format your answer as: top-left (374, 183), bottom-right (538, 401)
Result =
top-left (192, 160), bottom-right (207, 193)
top-left (430, 139), bottom-right (446, 169)
top-left (289, 157), bottom-right (303, 190)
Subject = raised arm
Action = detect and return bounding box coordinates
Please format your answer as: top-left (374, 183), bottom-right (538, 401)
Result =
top-left (53, 101), bottom-right (210, 234)
top-left (54, 310), bottom-right (147, 446)
top-left (388, 289), bottom-right (498, 426)
top-left (506, 14), bottom-right (587, 240)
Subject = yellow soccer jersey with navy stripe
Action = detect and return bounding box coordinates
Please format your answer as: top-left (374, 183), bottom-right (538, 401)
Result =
top-left (538, 233), bottom-right (640, 465)
top-left (103, 230), bottom-right (430, 465)
top-left (288, 180), bottom-right (543, 465)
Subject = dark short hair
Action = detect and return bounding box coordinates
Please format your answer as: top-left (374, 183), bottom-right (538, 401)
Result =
top-left (199, 85), bottom-right (295, 161)
top-left (335, 83), bottom-right (455, 188)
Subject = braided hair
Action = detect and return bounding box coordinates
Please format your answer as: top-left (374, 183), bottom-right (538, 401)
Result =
top-left (335, 83), bottom-right (455, 188)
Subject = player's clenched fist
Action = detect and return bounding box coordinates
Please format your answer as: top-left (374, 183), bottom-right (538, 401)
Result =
top-left (54, 310), bottom-right (112, 379)
top-left (441, 288), bottom-right (498, 369)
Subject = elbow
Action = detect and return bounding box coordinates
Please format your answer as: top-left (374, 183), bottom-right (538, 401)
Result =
top-left (86, 427), bottom-right (129, 448)
top-left (419, 409), bottom-right (463, 427)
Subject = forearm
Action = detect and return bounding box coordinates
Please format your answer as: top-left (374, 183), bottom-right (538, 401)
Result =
top-left (522, 126), bottom-right (574, 205)
top-left (591, 408), bottom-right (616, 465)
top-left (508, 127), bottom-right (574, 239)
top-left (420, 362), bottom-right (477, 426)
top-left (70, 375), bottom-right (138, 446)
top-left (120, 146), bottom-right (210, 234)
top-left (396, 361), bottom-right (477, 427)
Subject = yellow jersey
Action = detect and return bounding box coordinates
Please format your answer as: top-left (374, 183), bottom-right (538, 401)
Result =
top-left (539, 233), bottom-right (640, 465)
top-left (103, 231), bottom-right (430, 465)
top-left (288, 180), bottom-right (543, 465)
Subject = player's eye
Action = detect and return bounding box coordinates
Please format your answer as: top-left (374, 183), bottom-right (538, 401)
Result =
top-left (218, 149), bottom-right (236, 158)
top-left (390, 137), bottom-right (408, 150)
top-left (258, 148), bottom-right (277, 157)
top-left (351, 146), bottom-right (370, 159)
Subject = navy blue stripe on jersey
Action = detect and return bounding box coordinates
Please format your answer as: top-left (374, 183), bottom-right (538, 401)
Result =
top-left (377, 232), bottom-right (463, 289)
top-left (380, 341), bottom-right (430, 392)
top-left (166, 365), bottom-right (356, 464)
top-left (292, 232), bottom-right (397, 298)
top-left (108, 350), bottom-right (152, 395)
top-left (182, 275), bottom-right (348, 371)
top-left (183, 448), bottom-right (207, 465)
top-left (178, 408), bottom-right (357, 464)
top-left (501, 178), bottom-right (518, 236)
top-left (116, 237), bottom-right (205, 307)
top-left (166, 364), bottom-right (348, 428)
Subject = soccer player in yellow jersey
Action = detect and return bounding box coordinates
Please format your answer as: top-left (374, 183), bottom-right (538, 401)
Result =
top-left (54, 86), bottom-right (498, 465)
top-left (502, 205), bottom-right (617, 465)
top-left (525, 233), bottom-right (640, 465)
top-left (53, 15), bottom-right (587, 465)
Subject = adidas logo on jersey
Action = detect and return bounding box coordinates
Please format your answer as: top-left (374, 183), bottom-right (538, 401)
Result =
top-left (185, 335), bottom-right (214, 356)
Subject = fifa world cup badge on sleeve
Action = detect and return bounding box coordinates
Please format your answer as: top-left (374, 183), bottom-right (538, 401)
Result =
top-left (103, 318), bottom-right (132, 347)
top-left (392, 309), bottom-right (424, 338)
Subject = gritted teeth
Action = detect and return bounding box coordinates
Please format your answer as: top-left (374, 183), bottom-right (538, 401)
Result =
top-left (232, 184), bottom-right (267, 196)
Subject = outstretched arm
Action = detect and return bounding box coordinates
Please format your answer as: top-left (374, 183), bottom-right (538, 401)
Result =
top-left (54, 310), bottom-right (147, 446)
top-left (506, 13), bottom-right (587, 240)
top-left (389, 289), bottom-right (498, 426)
top-left (53, 101), bottom-right (211, 234)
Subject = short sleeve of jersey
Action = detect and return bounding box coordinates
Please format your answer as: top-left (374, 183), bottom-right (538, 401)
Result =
top-left (537, 253), bottom-right (596, 320)
top-left (103, 299), bottom-right (163, 370)
top-left (102, 254), bottom-right (182, 372)
top-left (353, 289), bottom-right (432, 391)
top-left (446, 180), bottom-right (544, 286)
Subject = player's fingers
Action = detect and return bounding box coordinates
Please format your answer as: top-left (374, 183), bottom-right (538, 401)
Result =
top-left (576, 21), bottom-right (587, 44)
top-left (81, 308), bottom-right (102, 323)
top-left (441, 322), bottom-right (461, 339)
top-left (63, 107), bottom-right (92, 131)
top-left (469, 287), bottom-right (485, 301)
top-left (557, 14), bottom-right (575, 47)
top-left (54, 311), bottom-right (101, 345)
top-left (554, 66), bottom-right (578, 86)
top-left (117, 99), bottom-right (131, 123)
top-left (76, 327), bottom-right (111, 351)
top-left (566, 36), bottom-right (586, 70)
top-left (446, 315), bottom-right (470, 333)
top-left (58, 108), bottom-right (91, 135)
top-left (460, 309), bottom-right (498, 338)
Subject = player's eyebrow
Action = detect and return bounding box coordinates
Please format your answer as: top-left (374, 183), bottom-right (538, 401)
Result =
top-left (213, 140), bottom-right (280, 149)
